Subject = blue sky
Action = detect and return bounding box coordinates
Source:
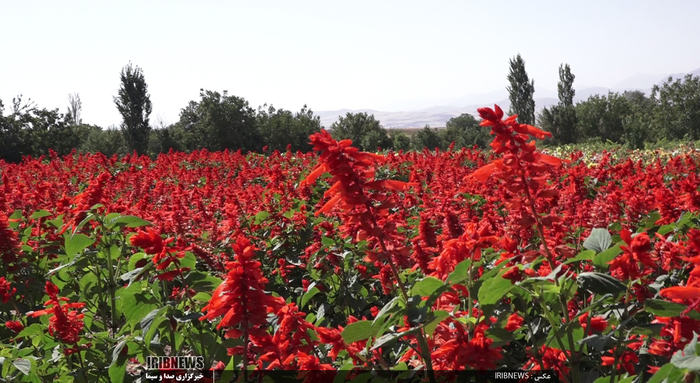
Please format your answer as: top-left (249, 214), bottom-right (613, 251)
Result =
top-left (2, 0), bottom-right (699, 128)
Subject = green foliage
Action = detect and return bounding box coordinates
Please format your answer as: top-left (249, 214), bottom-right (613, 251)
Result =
top-left (176, 89), bottom-right (260, 153)
top-left (411, 125), bottom-right (442, 151)
top-left (0, 96), bottom-right (89, 163)
top-left (79, 126), bottom-right (128, 158)
top-left (441, 113), bottom-right (490, 149)
top-left (257, 104), bottom-right (322, 152)
top-left (329, 112), bottom-right (391, 151)
top-left (652, 74), bottom-right (700, 140)
top-left (622, 90), bottom-right (654, 149)
top-left (114, 63), bottom-right (152, 156)
top-left (576, 92), bottom-right (630, 143)
top-left (390, 131), bottom-right (412, 152)
top-left (541, 64), bottom-right (578, 145)
top-left (507, 54), bottom-right (536, 125)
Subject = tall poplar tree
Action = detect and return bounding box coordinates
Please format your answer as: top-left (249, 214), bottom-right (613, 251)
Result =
top-left (114, 63), bottom-right (152, 155)
top-left (556, 63), bottom-right (578, 143)
top-left (506, 54), bottom-right (536, 125)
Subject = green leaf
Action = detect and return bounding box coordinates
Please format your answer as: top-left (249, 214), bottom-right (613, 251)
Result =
top-left (301, 287), bottom-right (320, 308)
top-left (647, 363), bottom-right (685, 383)
top-left (174, 312), bottom-right (203, 323)
top-left (109, 349), bottom-right (128, 383)
top-left (578, 333), bottom-right (616, 352)
top-left (583, 228), bottom-right (612, 252)
top-left (29, 210), bottom-right (52, 220)
top-left (671, 348), bottom-right (700, 370)
top-left (192, 292), bottom-right (212, 302)
top-left (321, 236), bottom-right (334, 247)
top-left (64, 233), bottom-right (94, 257)
top-left (179, 251), bottom-right (196, 270)
top-left (410, 277), bottom-right (444, 298)
top-left (112, 215), bottom-right (152, 228)
top-left (128, 252), bottom-right (148, 270)
top-left (485, 327), bottom-right (514, 347)
top-left (12, 359), bottom-right (31, 375)
top-left (658, 224), bottom-right (676, 236)
top-left (424, 310), bottom-right (450, 336)
top-left (592, 243), bottom-right (623, 269)
top-left (645, 299), bottom-right (689, 318)
top-left (642, 211), bottom-right (662, 229)
top-left (370, 328), bottom-right (421, 351)
top-left (563, 250), bottom-right (595, 265)
top-left (254, 211), bottom-right (270, 225)
top-left (118, 282), bottom-right (160, 328)
top-left (341, 320), bottom-right (377, 344)
top-left (145, 316), bottom-right (167, 346)
top-left (372, 297), bottom-right (400, 326)
top-left (140, 307), bottom-right (166, 333)
top-left (46, 216), bottom-right (64, 229)
top-left (110, 338), bottom-right (127, 368)
top-left (576, 272), bottom-right (627, 295)
top-left (478, 276), bottom-right (513, 306)
top-left (15, 324), bottom-right (43, 339)
top-left (187, 272), bottom-right (224, 292)
top-left (629, 324), bottom-right (665, 337)
top-left (446, 259), bottom-right (472, 285)
top-left (46, 254), bottom-right (80, 277)
top-left (479, 261), bottom-right (506, 282)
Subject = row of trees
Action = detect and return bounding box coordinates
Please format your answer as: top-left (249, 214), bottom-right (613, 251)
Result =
top-left (507, 54), bottom-right (700, 148)
top-left (2, 60), bottom-right (700, 162)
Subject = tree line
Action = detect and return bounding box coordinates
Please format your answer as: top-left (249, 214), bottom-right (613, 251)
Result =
top-left (506, 54), bottom-right (700, 149)
top-left (2, 60), bottom-right (699, 163)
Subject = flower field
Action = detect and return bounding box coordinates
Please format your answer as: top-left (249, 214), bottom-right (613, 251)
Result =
top-left (3, 105), bottom-right (700, 382)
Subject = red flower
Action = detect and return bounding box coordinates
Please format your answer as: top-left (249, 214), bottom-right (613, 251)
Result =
top-left (28, 282), bottom-right (85, 344)
top-left (315, 327), bottom-right (347, 361)
top-left (608, 229), bottom-right (655, 280)
top-left (578, 312), bottom-right (608, 334)
top-left (505, 313), bottom-right (524, 331)
top-left (502, 266), bottom-right (524, 283)
top-left (0, 212), bottom-right (20, 265)
top-left (601, 350), bottom-right (638, 375)
top-left (5, 320), bottom-right (24, 333)
top-left (0, 277), bottom-right (16, 303)
top-left (431, 322), bottom-right (503, 370)
top-left (200, 235), bottom-right (284, 343)
top-left (524, 345), bottom-right (570, 381)
top-left (130, 228), bottom-right (165, 255)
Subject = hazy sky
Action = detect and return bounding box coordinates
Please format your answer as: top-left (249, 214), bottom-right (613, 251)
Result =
top-left (2, 0), bottom-right (699, 128)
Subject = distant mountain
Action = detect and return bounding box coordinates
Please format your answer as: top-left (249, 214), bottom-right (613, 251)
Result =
top-left (317, 67), bottom-right (700, 129)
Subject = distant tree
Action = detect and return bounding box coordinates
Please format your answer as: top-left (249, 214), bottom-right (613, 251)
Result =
top-left (618, 91), bottom-right (654, 149)
top-left (506, 54), bottom-right (536, 125)
top-left (1, 95), bottom-right (83, 162)
top-left (412, 125), bottom-right (442, 151)
top-left (81, 126), bottom-right (128, 157)
top-left (176, 89), bottom-right (259, 152)
top-left (441, 113), bottom-right (490, 149)
top-left (0, 98), bottom-right (26, 163)
top-left (114, 63), bottom-right (152, 155)
top-left (651, 74), bottom-right (700, 140)
top-left (257, 104), bottom-right (322, 152)
top-left (556, 64), bottom-right (578, 144)
top-left (156, 124), bottom-right (187, 154)
top-left (329, 112), bottom-right (391, 151)
top-left (390, 131), bottom-right (412, 152)
top-left (576, 92), bottom-right (630, 143)
top-left (66, 93), bottom-right (82, 125)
